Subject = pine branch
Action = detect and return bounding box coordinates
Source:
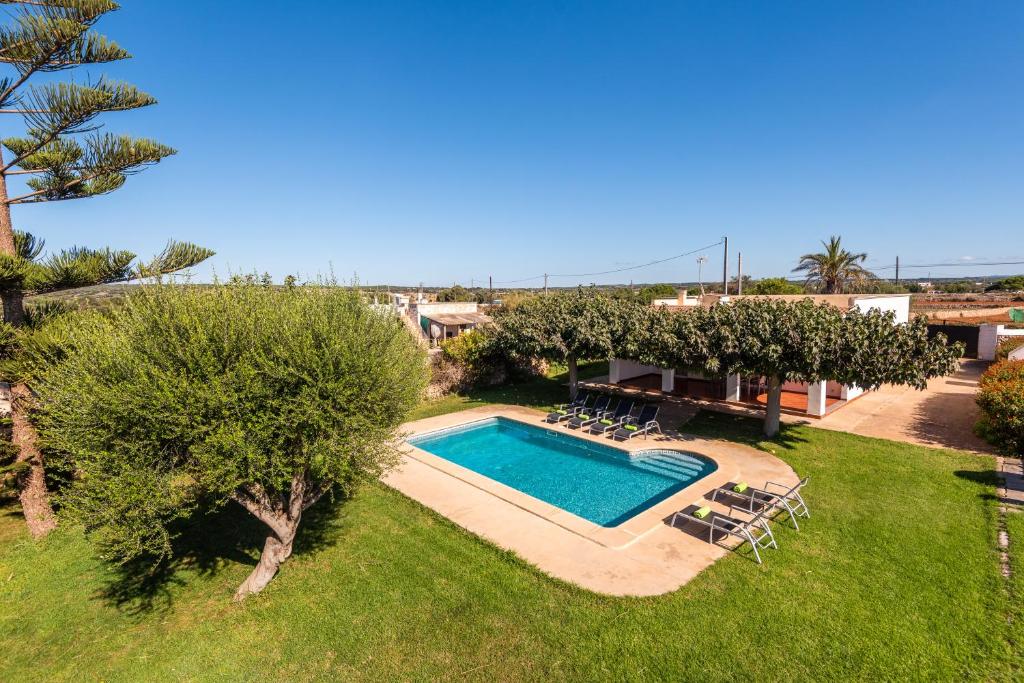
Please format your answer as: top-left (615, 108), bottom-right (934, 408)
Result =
top-left (0, 80), bottom-right (155, 173)
top-left (26, 244), bottom-right (135, 292)
top-left (4, 134), bottom-right (174, 203)
top-left (140, 241), bottom-right (215, 277)
top-left (0, 2), bottom-right (125, 107)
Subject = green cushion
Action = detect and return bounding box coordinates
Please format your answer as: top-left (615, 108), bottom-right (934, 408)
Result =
top-left (693, 506), bottom-right (711, 519)
top-left (733, 482), bottom-right (748, 493)
top-left (578, 414), bottom-right (589, 420)
top-left (556, 409), bottom-right (567, 415)
top-left (625, 425), bottom-right (638, 431)
top-left (599, 419), bottom-right (613, 425)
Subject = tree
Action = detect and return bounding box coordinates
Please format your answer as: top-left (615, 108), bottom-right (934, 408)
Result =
top-left (491, 289), bottom-right (642, 396)
top-left (436, 285), bottom-right (476, 302)
top-left (639, 300), bottom-right (963, 437)
top-left (637, 283), bottom-right (676, 303)
top-left (985, 276), bottom-right (1024, 292)
top-left (793, 236), bottom-right (875, 294)
top-left (748, 277), bottom-right (804, 295)
top-left (0, 0), bottom-right (193, 326)
top-left (0, 1), bottom-right (212, 536)
top-left (21, 281), bottom-right (428, 600)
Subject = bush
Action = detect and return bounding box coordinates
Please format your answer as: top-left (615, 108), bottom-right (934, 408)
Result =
top-left (998, 337), bottom-right (1024, 361)
top-left (29, 281), bottom-right (428, 599)
top-left (975, 360), bottom-right (1024, 454)
top-left (748, 277), bottom-right (804, 295)
top-left (439, 328), bottom-right (507, 388)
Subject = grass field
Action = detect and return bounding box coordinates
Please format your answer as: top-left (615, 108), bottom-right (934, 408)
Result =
top-left (0, 367), bottom-right (1019, 681)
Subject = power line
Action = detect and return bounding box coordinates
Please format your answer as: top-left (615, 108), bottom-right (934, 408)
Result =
top-left (488, 239), bottom-right (725, 286)
top-left (872, 259), bottom-right (1024, 271)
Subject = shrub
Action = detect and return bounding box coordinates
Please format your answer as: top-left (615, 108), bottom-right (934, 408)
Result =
top-left (997, 337), bottom-right (1024, 361)
top-left (29, 281), bottom-right (428, 600)
top-left (975, 360), bottom-right (1024, 454)
top-left (748, 277), bottom-right (804, 295)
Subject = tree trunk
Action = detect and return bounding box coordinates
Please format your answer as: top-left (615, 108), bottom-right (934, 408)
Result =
top-left (11, 383), bottom-right (56, 537)
top-left (567, 355), bottom-right (579, 398)
top-left (233, 520), bottom-right (299, 601)
top-left (763, 375), bottom-right (783, 438)
top-left (231, 471), bottom-right (325, 601)
top-left (1, 288), bottom-right (26, 327)
top-left (0, 151), bottom-right (26, 327)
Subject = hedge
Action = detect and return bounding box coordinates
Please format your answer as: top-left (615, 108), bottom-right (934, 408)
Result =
top-left (975, 360), bottom-right (1024, 454)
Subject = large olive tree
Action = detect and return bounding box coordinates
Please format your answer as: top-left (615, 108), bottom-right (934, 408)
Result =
top-left (25, 281), bottom-right (428, 600)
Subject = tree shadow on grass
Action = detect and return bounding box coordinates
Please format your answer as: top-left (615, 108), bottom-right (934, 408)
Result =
top-left (98, 492), bottom-right (348, 616)
top-left (681, 410), bottom-right (809, 452)
top-left (954, 468), bottom-right (1011, 505)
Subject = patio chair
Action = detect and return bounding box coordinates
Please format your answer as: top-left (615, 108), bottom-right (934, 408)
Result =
top-left (567, 395), bottom-right (612, 429)
top-left (587, 399), bottom-right (635, 435)
top-left (671, 504), bottom-right (778, 564)
top-left (713, 477), bottom-right (810, 530)
top-left (611, 404), bottom-right (661, 440)
top-left (545, 391), bottom-right (591, 423)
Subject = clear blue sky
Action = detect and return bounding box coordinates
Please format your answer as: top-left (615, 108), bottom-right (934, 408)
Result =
top-left (7, 1), bottom-right (1023, 286)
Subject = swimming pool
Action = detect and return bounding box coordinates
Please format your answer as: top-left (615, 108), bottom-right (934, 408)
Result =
top-left (408, 417), bottom-right (717, 527)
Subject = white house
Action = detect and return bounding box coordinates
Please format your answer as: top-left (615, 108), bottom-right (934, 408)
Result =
top-left (412, 301), bottom-right (491, 346)
top-left (607, 293), bottom-right (912, 418)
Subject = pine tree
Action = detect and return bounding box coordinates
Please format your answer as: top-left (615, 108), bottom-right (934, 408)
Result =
top-left (0, 0), bottom-right (209, 324)
top-left (0, 1), bottom-right (213, 537)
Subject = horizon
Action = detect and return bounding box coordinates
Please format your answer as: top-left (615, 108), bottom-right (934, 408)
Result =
top-left (3, 1), bottom-right (1022, 286)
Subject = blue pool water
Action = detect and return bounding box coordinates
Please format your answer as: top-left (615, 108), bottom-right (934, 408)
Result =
top-left (408, 417), bottom-right (716, 527)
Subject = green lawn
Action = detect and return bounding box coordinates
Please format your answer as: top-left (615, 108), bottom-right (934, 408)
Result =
top-left (0, 370), bottom-right (1019, 681)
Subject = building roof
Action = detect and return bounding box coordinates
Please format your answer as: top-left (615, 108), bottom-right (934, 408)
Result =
top-left (422, 312), bottom-right (492, 326)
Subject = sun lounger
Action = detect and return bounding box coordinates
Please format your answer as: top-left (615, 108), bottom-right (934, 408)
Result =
top-left (611, 404), bottom-right (661, 440)
top-left (587, 399), bottom-right (635, 435)
top-left (711, 477), bottom-right (810, 530)
top-left (545, 391), bottom-right (591, 423)
top-left (567, 395), bottom-right (612, 429)
top-left (671, 504), bottom-right (778, 564)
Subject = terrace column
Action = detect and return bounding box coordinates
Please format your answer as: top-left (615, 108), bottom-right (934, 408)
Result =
top-left (725, 374), bottom-right (741, 402)
top-left (609, 359), bottom-right (621, 384)
top-left (807, 381), bottom-right (828, 417)
top-left (661, 368), bottom-right (674, 392)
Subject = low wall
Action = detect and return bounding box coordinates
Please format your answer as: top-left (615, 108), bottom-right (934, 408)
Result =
top-left (979, 324), bottom-right (1024, 361)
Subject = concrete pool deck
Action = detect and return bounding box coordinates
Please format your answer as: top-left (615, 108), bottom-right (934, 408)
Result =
top-left (384, 405), bottom-right (799, 596)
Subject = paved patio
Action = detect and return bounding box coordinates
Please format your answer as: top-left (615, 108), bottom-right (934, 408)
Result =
top-left (807, 360), bottom-right (994, 453)
top-left (384, 405), bottom-right (798, 596)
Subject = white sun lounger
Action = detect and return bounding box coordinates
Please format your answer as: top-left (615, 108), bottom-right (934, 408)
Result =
top-left (712, 477), bottom-right (810, 530)
top-left (671, 504), bottom-right (778, 564)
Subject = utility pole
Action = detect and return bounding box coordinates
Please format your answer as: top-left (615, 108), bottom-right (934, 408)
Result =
top-left (722, 236), bottom-right (729, 295)
top-left (895, 256), bottom-right (900, 287)
top-left (737, 252), bottom-right (743, 295)
top-left (489, 275), bottom-right (493, 304)
top-left (543, 273), bottom-right (548, 295)
top-left (697, 256), bottom-right (707, 296)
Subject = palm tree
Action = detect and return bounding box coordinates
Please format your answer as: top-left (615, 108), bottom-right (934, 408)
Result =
top-left (793, 236), bottom-right (875, 293)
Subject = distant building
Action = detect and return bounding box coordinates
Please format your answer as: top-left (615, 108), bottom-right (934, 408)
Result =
top-left (412, 301), bottom-right (491, 346)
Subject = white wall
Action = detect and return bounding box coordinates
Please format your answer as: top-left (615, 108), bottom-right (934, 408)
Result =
top-left (609, 358), bottom-right (667, 384)
top-left (980, 324), bottom-right (1024, 361)
top-left (851, 295), bottom-right (910, 324)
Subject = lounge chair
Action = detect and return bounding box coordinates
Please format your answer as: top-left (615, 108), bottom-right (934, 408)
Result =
top-left (545, 391), bottom-right (590, 423)
top-left (712, 477), bottom-right (810, 530)
top-left (671, 504), bottom-right (778, 564)
top-left (587, 399), bottom-right (635, 435)
top-left (567, 395), bottom-right (612, 429)
top-left (611, 404), bottom-right (661, 440)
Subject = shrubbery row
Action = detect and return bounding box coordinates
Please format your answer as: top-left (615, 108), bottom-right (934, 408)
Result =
top-left (975, 360), bottom-right (1024, 454)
